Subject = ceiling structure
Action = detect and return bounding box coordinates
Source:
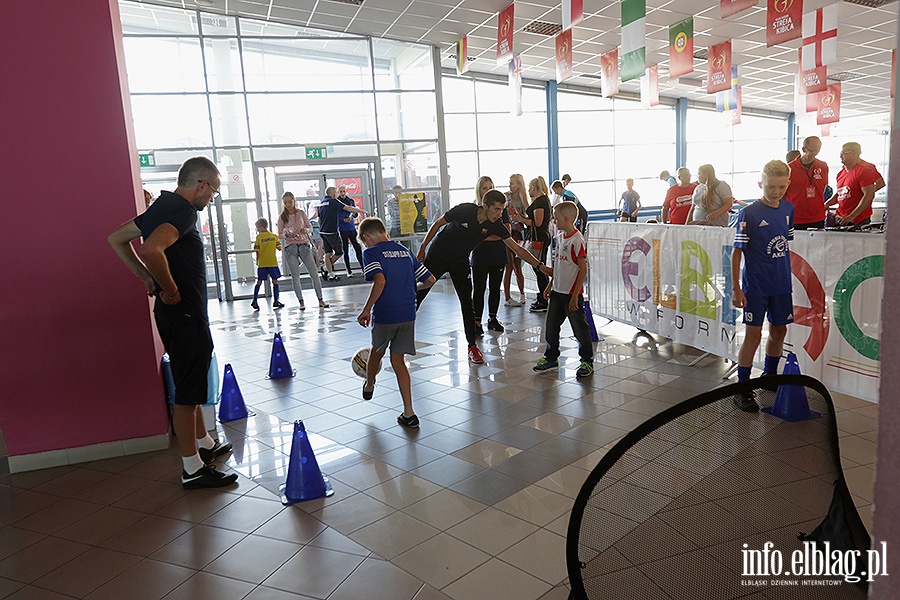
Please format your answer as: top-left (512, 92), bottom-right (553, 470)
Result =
top-left (144, 0), bottom-right (896, 119)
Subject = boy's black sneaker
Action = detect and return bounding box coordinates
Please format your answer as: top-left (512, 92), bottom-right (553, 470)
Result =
top-left (250, 300), bottom-right (259, 310)
top-left (529, 302), bottom-right (548, 313)
top-left (487, 317), bottom-right (504, 332)
top-left (397, 413), bottom-right (420, 429)
top-left (273, 301), bottom-right (285, 309)
top-left (474, 322), bottom-right (484, 337)
top-left (181, 465), bottom-right (238, 489)
top-left (733, 391), bottom-right (759, 413)
top-left (198, 440), bottom-right (233, 464)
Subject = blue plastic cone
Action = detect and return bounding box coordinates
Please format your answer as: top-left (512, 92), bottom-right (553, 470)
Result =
top-left (218, 363), bottom-right (254, 423)
top-left (583, 300), bottom-right (601, 343)
top-left (762, 352), bottom-right (821, 422)
top-left (267, 333), bottom-right (296, 379)
top-left (280, 420), bottom-right (334, 504)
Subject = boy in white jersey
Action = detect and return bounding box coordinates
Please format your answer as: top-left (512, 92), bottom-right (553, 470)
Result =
top-left (533, 202), bottom-right (594, 378)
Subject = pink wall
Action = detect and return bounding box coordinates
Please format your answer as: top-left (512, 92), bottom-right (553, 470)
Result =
top-left (0, 0), bottom-right (167, 456)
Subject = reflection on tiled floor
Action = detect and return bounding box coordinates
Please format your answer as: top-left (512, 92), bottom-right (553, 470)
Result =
top-left (0, 281), bottom-right (879, 599)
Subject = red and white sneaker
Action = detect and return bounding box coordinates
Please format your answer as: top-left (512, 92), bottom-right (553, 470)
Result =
top-left (467, 345), bottom-right (485, 364)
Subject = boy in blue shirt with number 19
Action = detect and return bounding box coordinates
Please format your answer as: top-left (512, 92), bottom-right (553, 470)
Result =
top-left (357, 217), bottom-right (435, 428)
top-left (731, 159), bottom-right (794, 412)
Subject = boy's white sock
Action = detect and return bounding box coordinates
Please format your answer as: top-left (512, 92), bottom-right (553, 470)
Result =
top-left (183, 454), bottom-right (205, 474)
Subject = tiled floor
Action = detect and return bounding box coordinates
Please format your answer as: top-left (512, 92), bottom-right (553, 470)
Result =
top-left (0, 281), bottom-right (878, 599)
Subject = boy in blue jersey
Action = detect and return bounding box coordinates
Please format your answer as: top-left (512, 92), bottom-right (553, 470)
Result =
top-left (357, 218), bottom-right (436, 428)
top-left (731, 159), bottom-right (794, 412)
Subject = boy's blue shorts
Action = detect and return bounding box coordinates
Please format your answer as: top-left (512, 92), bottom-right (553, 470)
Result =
top-left (257, 266), bottom-right (281, 281)
top-left (743, 293), bottom-right (794, 327)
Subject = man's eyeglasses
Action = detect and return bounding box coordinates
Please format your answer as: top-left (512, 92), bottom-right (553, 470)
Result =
top-left (198, 180), bottom-right (221, 197)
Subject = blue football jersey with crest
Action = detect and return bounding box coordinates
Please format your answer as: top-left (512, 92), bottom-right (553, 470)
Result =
top-left (733, 200), bottom-right (794, 296)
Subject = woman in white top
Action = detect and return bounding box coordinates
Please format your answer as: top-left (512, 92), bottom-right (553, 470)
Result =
top-left (277, 192), bottom-right (328, 309)
top-left (504, 173), bottom-right (530, 306)
top-left (688, 164), bottom-right (734, 227)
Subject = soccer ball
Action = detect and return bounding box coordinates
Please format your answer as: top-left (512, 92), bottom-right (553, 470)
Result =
top-left (352, 348), bottom-right (380, 378)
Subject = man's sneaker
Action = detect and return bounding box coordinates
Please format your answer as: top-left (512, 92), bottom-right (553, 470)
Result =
top-left (505, 297), bottom-right (524, 307)
top-left (487, 317), bottom-right (504, 332)
top-left (198, 440), bottom-right (233, 464)
top-left (468, 345), bottom-right (485, 364)
top-left (250, 300), bottom-right (259, 311)
top-left (181, 465), bottom-right (238, 489)
top-left (533, 357), bottom-right (559, 372)
top-left (397, 413), bottom-right (420, 428)
top-left (362, 380), bottom-right (375, 400)
top-left (273, 301), bottom-right (285, 309)
top-left (529, 302), bottom-right (548, 313)
top-left (576, 361), bottom-right (594, 378)
top-left (474, 322), bottom-right (484, 337)
top-left (733, 391), bottom-right (759, 413)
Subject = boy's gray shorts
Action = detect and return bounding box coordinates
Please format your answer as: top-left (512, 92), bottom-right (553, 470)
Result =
top-left (371, 320), bottom-right (416, 355)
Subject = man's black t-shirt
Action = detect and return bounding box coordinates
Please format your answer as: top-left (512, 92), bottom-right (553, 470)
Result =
top-left (135, 191), bottom-right (206, 318)
top-left (428, 203), bottom-right (510, 263)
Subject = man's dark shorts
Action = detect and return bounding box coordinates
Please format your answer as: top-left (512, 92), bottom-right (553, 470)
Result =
top-left (155, 308), bottom-right (213, 405)
top-left (320, 232), bottom-right (342, 255)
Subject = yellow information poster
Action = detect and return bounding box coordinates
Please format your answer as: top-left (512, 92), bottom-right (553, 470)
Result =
top-left (398, 193), bottom-right (428, 235)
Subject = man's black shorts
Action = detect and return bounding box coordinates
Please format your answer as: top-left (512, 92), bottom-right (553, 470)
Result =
top-left (320, 232), bottom-right (342, 255)
top-left (155, 308), bottom-right (213, 405)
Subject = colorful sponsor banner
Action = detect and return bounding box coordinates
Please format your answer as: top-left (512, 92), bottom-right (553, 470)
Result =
top-left (587, 223), bottom-right (883, 402)
top-left (455, 37), bottom-right (468, 74)
top-left (730, 87), bottom-right (743, 125)
top-left (497, 4), bottom-right (515, 64)
top-left (668, 18), bottom-right (693, 78)
top-left (562, 0), bottom-right (584, 31)
top-left (721, 0), bottom-right (759, 18)
top-left (797, 50), bottom-right (827, 94)
top-left (398, 193), bottom-right (429, 235)
top-left (767, 0), bottom-right (803, 47)
top-left (817, 82), bottom-right (841, 125)
top-left (801, 4), bottom-right (837, 70)
top-left (556, 29), bottom-right (574, 82)
top-left (601, 49), bottom-right (619, 97)
top-left (621, 0), bottom-right (646, 83)
top-left (707, 41), bottom-right (732, 94)
top-left (716, 66), bottom-right (739, 111)
top-left (508, 55), bottom-right (523, 116)
top-left (642, 65), bottom-right (659, 107)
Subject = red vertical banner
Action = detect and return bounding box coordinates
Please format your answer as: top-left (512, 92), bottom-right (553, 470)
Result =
top-left (668, 18), bottom-right (693, 78)
top-left (817, 83), bottom-right (841, 125)
top-left (642, 65), bottom-right (659, 107)
top-left (730, 87), bottom-right (743, 125)
top-left (821, 123), bottom-right (831, 136)
top-left (496, 3), bottom-right (514, 65)
top-left (601, 48), bottom-right (619, 97)
top-left (556, 29), bottom-right (574, 82)
top-left (721, 0), bottom-right (758, 18)
top-left (707, 41), bottom-right (732, 94)
top-left (806, 90), bottom-right (819, 112)
top-left (767, 0), bottom-right (803, 47)
top-left (797, 50), bottom-right (827, 94)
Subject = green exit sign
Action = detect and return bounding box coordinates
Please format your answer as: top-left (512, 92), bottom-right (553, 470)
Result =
top-left (305, 147), bottom-right (328, 160)
top-left (138, 151), bottom-right (156, 167)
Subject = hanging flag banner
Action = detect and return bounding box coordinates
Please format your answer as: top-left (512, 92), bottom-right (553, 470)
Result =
top-left (797, 50), bottom-right (827, 94)
top-left (707, 41), bottom-right (732, 93)
top-left (668, 18), bottom-right (694, 78)
top-left (496, 4), bottom-right (515, 64)
top-left (817, 82), bottom-right (841, 125)
top-left (508, 55), bottom-right (523, 116)
top-left (562, 0), bottom-right (584, 31)
top-left (821, 123), bottom-right (831, 136)
top-left (767, 0), bottom-right (803, 47)
top-left (721, 0), bottom-right (759, 18)
top-left (455, 37), bottom-right (468, 74)
top-left (892, 49), bottom-right (896, 98)
top-left (621, 0), bottom-right (646, 82)
top-left (556, 29), bottom-right (574, 82)
top-left (800, 4), bottom-right (837, 70)
top-left (601, 49), bottom-right (620, 97)
top-left (641, 65), bottom-right (660, 107)
top-left (730, 87), bottom-right (743, 125)
top-left (806, 88), bottom-right (819, 112)
top-left (716, 66), bottom-right (740, 111)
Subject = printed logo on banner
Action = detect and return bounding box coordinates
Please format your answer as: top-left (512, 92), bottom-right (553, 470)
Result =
top-left (556, 29), bottom-right (574, 82)
top-left (496, 3), bottom-right (514, 64)
top-left (707, 41), bottom-right (732, 93)
top-left (817, 83), bottom-right (841, 125)
top-left (767, 0), bottom-right (803, 47)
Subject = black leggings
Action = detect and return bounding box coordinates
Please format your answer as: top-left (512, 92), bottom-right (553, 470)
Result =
top-left (472, 264), bottom-right (504, 321)
top-left (417, 255), bottom-right (477, 346)
top-left (340, 230), bottom-right (364, 274)
top-left (531, 243), bottom-right (550, 301)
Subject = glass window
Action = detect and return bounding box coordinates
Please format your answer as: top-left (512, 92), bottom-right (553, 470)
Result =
top-left (557, 91), bottom-right (613, 111)
top-left (441, 77), bottom-right (475, 113)
top-left (239, 20), bottom-right (363, 37)
top-left (474, 80), bottom-right (521, 113)
top-left (613, 103), bottom-right (676, 144)
top-left (241, 38), bottom-right (373, 92)
top-left (209, 95), bottom-right (250, 146)
top-left (199, 13), bottom-right (237, 36)
top-left (204, 38), bottom-right (243, 92)
top-left (559, 147), bottom-right (616, 185)
top-left (569, 181), bottom-right (616, 210)
top-left (444, 114), bottom-right (477, 151)
top-left (477, 112), bottom-right (546, 151)
top-left (372, 39), bottom-right (435, 90)
top-left (478, 149), bottom-right (548, 185)
top-left (131, 95), bottom-right (212, 149)
top-left (446, 151), bottom-right (479, 195)
top-left (376, 91), bottom-right (438, 140)
top-left (558, 111), bottom-right (614, 147)
top-left (382, 142), bottom-right (441, 188)
top-left (123, 38), bottom-right (205, 93)
top-left (247, 92), bottom-right (376, 144)
top-left (119, 3), bottom-right (198, 35)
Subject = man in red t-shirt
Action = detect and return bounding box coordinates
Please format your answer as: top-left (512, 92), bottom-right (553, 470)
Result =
top-left (661, 167), bottom-right (697, 225)
top-left (828, 142), bottom-right (879, 226)
top-left (784, 136), bottom-right (829, 229)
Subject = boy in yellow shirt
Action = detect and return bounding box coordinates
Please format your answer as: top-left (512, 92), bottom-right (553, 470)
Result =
top-left (252, 218), bottom-right (284, 310)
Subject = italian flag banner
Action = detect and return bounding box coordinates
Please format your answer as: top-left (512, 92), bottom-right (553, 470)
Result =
top-left (621, 0), bottom-right (646, 83)
top-left (668, 17), bottom-right (693, 78)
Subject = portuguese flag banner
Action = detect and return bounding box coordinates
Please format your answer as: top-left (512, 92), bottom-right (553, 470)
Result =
top-left (668, 18), bottom-right (693, 78)
top-left (621, 0), bottom-right (646, 82)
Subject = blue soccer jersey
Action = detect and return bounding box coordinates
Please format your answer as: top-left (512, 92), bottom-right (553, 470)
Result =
top-left (363, 240), bottom-right (432, 324)
top-left (733, 200), bottom-right (794, 296)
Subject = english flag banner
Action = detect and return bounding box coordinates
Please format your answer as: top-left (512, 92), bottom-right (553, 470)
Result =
top-left (562, 0), bottom-right (584, 31)
top-left (800, 4), bottom-right (838, 70)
